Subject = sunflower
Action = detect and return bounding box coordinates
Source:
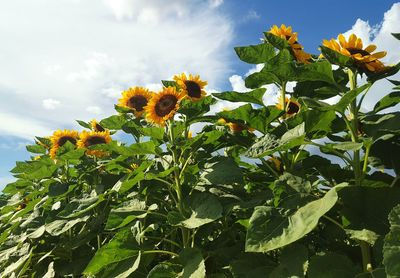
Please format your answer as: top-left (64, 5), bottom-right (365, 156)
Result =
top-left (77, 130), bottom-right (112, 157)
top-left (49, 130), bottom-right (79, 159)
top-left (217, 118), bottom-right (254, 133)
top-left (118, 87), bottom-right (154, 117)
top-left (322, 34), bottom-right (387, 72)
top-left (173, 73), bottom-right (207, 100)
top-left (276, 96), bottom-right (301, 117)
top-left (268, 24), bottom-right (312, 64)
top-left (90, 119), bottom-right (105, 132)
top-left (145, 86), bottom-right (185, 126)
top-left (268, 156), bottom-right (283, 173)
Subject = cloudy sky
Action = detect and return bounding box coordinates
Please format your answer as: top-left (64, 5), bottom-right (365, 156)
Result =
top-left (1, 0), bottom-right (399, 188)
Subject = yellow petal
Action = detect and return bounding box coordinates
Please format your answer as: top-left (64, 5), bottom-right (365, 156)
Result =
top-left (355, 38), bottom-right (363, 49)
top-left (371, 51), bottom-right (387, 59)
top-left (338, 34), bottom-right (347, 48)
top-left (364, 44), bottom-right (377, 53)
top-left (348, 34), bottom-right (357, 48)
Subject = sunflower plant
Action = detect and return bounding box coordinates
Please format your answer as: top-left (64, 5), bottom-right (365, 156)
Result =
top-left (1, 26), bottom-right (400, 278)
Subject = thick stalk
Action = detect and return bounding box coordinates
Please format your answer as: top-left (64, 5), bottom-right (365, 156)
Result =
top-left (348, 70), bottom-right (372, 272)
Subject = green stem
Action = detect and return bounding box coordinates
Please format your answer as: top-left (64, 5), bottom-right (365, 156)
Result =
top-left (97, 235), bottom-right (102, 250)
top-left (348, 69), bottom-right (372, 272)
top-left (260, 158), bottom-right (279, 178)
top-left (362, 144), bottom-right (371, 174)
top-left (323, 215), bottom-right (344, 231)
top-left (142, 250), bottom-right (179, 257)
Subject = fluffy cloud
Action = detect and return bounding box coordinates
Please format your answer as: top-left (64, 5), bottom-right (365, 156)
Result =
top-left (42, 98), bottom-right (61, 110)
top-left (0, 0), bottom-right (233, 140)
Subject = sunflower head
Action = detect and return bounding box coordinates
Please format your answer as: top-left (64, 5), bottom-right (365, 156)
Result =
top-left (90, 119), bottom-right (105, 132)
top-left (77, 130), bottom-right (112, 157)
top-left (217, 118), bottom-right (253, 133)
top-left (118, 87), bottom-right (154, 117)
top-left (322, 33), bottom-right (387, 72)
top-left (173, 73), bottom-right (207, 100)
top-left (145, 86), bottom-right (185, 126)
top-left (49, 130), bottom-right (79, 159)
top-left (268, 24), bottom-right (312, 64)
top-left (268, 156), bottom-right (283, 173)
top-left (276, 97), bottom-right (301, 117)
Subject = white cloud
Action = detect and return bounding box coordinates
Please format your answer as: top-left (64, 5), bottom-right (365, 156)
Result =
top-left (229, 75), bottom-right (249, 92)
top-left (0, 0), bottom-right (233, 139)
top-left (241, 10), bottom-right (261, 22)
top-left (86, 106), bottom-right (103, 115)
top-left (209, 0), bottom-right (223, 8)
top-left (42, 98), bottom-right (61, 110)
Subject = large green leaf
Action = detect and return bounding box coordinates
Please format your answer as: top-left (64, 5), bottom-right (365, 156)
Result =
top-left (168, 192), bottom-right (222, 229)
top-left (100, 115), bottom-right (127, 130)
top-left (83, 229), bottom-right (140, 276)
top-left (213, 88), bottom-right (266, 106)
top-left (230, 253), bottom-right (276, 278)
top-left (320, 45), bottom-right (354, 68)
top-left (383, 204), bottom-right (400, 278)
top-left (217, 104), bottom-right (280, 133)
top-left (179, 248), bottom-right (206, 278)
top-left (374, 91), bottom-right (400, 113)
top-left (307, 252), bottom-right (360, 278)
top-left (270, 244), bottom-right (308, 278)
top-left (245, 184), bottom-right (346, 252)
top-left (246, 123), bottom-right (305, 158)
top-left (201, 157), bottom-right (243, 185)
top-left (234, 43), bottom-right (276, 64)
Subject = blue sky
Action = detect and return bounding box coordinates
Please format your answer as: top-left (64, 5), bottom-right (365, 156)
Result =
top-left (1, 0), bottom-right (399, 190)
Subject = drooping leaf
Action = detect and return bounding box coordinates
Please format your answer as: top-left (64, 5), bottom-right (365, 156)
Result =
top-left (307, 252), bottom-right (360, 278)
top-left (179, 248), bottom-right (206, 278)
top-left (100, 115), bottom-right (127, 130)
top-left (234, 43), bottom-right (276, 64)
top-left (383, 204), bottom-right (400, 278)
top-left (374, 91), bottom-right (400, 113)
top-left (168, 192), bottom-right (222, 229)
top-left (213, 88), bottom-right (266, 106)
top-left (245, 184), bottom-right (347, 252)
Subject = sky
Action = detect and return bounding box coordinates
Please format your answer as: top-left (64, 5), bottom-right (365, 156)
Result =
top-left (1, 0), bottom-right (400, 189)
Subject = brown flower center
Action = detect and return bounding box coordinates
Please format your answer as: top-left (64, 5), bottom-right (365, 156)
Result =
top-left (287, 101), bottom-right (300, 115)
top-left (155, 94), bottom-right (178, 117)
top-left (128, 95), bottom-right (148, 112)
top-left (86, 136), bottom-right (107, 147)
top-left (94, 123), bottom-right (105, 132)
top-left (184, 80), bottom-right (201, 98)
top-left (346, 48), bottom-right (370, 57)
top-left (58, 136), bottom-right (76, 147)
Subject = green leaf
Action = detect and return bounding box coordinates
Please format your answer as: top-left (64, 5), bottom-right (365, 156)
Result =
top-left (245, 184), bottom-right (346, 252)
top-left (100, 115), bottom-right (127, 130)
top-left (179, 95), bottom-right (216, 120)
top-left (307, 252), bottom-right (360, 278)
top-left (320, 45), bottom-right (354, 68)
top-left (83, 229), bottom-right (140, 276)
top-left (339, 186), bottom-right (400, 234)
top-left (201, 157), bottom-right (243, 185)
top-left (331, 142), bottom-right (363, 151)
top-left (334, 83), bottom-right (371, 113)
top-left (345, 229), bottom-right (379, 245)
top-left (383, 204), bottom-right (400, 278)
top-left (148, 263), bottom-right (181, 278)
top-left (213, 88), bottom-right (266, 106)
top-left (234, 43), bottom-right (276, 64)
top-left (179, 248), bottom-right (206, 278)
top-left (26, 144), bottom-right (46, 154)
top-left (374, 91), bottom-right (400, 113)
top-left (230, 253), bottom-right (276, 278)
top-left (168, 192), bottom-right (222, 229)
top-left (140, 127), bottom-right (165, 140)
top-left (264, 32), bottom-right (290, 50)
top-left (218, 104), bottom-right (281, 133)
top-left (392, 33), bottom-right (400, 40)
top-left (162, 80), bottom-right (179, 89)
top-left (45, 215), bottom-right (90, 236)
top-left (129, 141), bottom-right (157, 155)
top-left (270, 244), bottom-right (308, 278)
top-left (246, 123), bottom-right (305, 158)
top-left (76, 119), bottom-right (90, 129)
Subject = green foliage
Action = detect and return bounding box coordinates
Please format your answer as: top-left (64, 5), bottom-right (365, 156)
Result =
top-left (1, 22), bottom-right (400, 277)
